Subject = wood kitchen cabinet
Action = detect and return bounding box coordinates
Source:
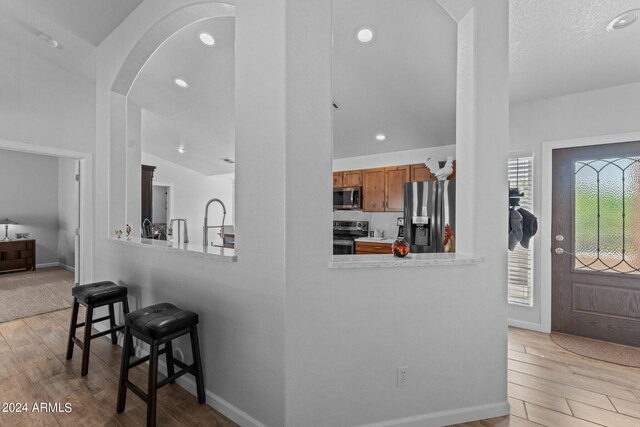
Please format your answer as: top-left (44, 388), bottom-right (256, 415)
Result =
top-left (334, 170), bottom-right (363, 188)
top-left (363, 166), bottom-right (409, 212)
top-left (362, 168), bottom-right (386, 211)
top-left (333, 172), bottom-right (344, 188)
top-left (355, 241), bottom-right (393, 255)
top-left (385, 165), bottom-right (410, 211)
top-left (410, 164), bottom-right (435, 182)
top-left (410, 161), bottom-right (457, 182)
top-left (342, 170), bottom-right (363, 187)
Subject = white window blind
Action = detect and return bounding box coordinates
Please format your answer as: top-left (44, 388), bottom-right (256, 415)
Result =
top-left (508, 156), bottom-right (533, 306)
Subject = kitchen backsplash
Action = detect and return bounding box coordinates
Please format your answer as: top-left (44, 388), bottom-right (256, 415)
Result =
top-left (333, 210), bottom-right (401, 239)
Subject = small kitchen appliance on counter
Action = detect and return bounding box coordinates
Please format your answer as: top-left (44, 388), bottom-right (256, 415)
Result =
top-left (396, 217), bottom-right (405, 238)
top-left (333, 221), bottom-right (368, 255)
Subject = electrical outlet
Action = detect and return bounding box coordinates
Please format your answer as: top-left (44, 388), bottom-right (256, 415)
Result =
top-left (397, 366), bottom-right (408, 387)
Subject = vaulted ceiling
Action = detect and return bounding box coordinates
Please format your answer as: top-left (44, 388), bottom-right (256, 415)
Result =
top-left (1, 0), bottom-right (640, 165)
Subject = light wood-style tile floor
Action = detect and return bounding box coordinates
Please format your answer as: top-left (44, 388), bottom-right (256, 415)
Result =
top-left (0, 307), bottom-right (238, 426)
top-left (4, 310), bottom-right (640, 427)
top-left (452, 327), bottom-right (640, 426)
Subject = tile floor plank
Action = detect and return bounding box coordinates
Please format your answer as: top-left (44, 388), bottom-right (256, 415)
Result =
top-left (568, 399), bottom-right (640, 427)
top-left (507, 383), bottom-right (572, 415)
top-left (524, 402), bottom-right (602, 427)
top-left (508, 370), bottom-right (616, 411)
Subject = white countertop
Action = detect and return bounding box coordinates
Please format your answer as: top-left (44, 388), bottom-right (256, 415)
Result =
top-left (110, 237), bottom-right (237, 262)
top-left (354, 237), bottom-right (396, 244)
top-left (329, 252), bottom-right (481, 269)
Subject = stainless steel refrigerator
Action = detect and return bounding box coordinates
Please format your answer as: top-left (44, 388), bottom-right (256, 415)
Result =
top-left (403, 181), bottom-right (456, 253)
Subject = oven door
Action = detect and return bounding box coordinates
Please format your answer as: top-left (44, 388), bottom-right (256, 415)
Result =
top-left (333, 239), bottom-right (354, 255)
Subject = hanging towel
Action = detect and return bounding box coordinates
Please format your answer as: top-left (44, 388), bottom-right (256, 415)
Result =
top-left (508, 209), bottom-right (523, 251)
top-left (518, 208), bottom-right (538, 249)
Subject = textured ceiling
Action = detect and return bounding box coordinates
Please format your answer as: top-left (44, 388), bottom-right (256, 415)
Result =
top-left (332, 0), bottom-right (457, 159)
top-left (510, 0), bottom-right (640, 103)
top-left (128, 17), bottom-right (236, 176)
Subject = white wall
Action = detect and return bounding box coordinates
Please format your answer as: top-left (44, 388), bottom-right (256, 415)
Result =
top-left (3, 0), bottom-right (510, 425)
top-left (333, 145), bottom-right (456, 237)
top-left (509, 81), bottom-right (640, 330)
top-left (141, 152), bottom-right (234, 245)
top-left (94, 1), bottom-right (286, 426)
top-left (284, 1), bottom-right (509, 426)
top-left (0, 150), bottom-right (59, 265)
top-left (57, 158), bottom-right (77, 269)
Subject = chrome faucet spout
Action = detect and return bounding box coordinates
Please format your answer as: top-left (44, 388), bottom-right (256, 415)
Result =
top-left (203, 198), bottom-right (227, 247)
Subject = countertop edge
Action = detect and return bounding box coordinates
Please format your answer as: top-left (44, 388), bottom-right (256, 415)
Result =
top-left (108, 238), bottom-right (237, 262)
top-left (328, 254), bottom-right (482, 269)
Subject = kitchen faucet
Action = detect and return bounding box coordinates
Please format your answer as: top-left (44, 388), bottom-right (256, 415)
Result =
top-left (203, 198), bottom-right (226, 247)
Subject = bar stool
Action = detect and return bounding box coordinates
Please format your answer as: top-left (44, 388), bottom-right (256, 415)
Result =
top-left (117, 303), bottom-right (205, 427)
top-left (66, 281), bottom-right (129, 376)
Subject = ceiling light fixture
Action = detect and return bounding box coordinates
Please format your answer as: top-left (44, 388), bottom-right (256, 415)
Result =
top-left (177, 146), bottom-right (186, 154)
top-left (37, 32), bottom-right (59, 48)
top-left (199, 32), bottom-right (215, 46)
top-left (606, 9), bottom-right (640, 32)
top-left (375, 134), bottom-right (386, 141)
top-left (356, 26), bottom-right (375, 43)
top-left (173, 77), bottom-right (189, 88)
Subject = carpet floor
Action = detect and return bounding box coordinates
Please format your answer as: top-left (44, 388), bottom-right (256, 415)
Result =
top-left (551, 332), bottom-right (640, 368)
top-left (0, 267), bottom-right (74, 323)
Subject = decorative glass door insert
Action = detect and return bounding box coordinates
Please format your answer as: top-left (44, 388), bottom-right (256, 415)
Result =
top-left (574, 156), bottom-right (640, 274)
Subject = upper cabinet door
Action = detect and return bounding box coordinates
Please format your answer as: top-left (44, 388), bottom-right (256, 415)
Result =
top-left (333, 172), bottom-right (344, 188)
top-left (343, 170), bottom-right (363, 187)
top-left (410, 164), bottom-right (435, 182)
top-left (385, 166), bottom-right (410, 211)
top-left (363, 168), bottom-right (386, 211)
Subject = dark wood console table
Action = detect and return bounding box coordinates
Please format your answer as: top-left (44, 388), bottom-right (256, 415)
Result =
top-left (0, 239), bottom-right (36, 273)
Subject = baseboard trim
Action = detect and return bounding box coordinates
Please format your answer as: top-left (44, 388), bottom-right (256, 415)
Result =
top-left (356, 401), bottom-right (510, 427)
top-left (36, 262), bottom-right (60, 269)
top-left (508, 318), bottom-right (544, 332)
top-left (58, 263), bottom-right (75, 273)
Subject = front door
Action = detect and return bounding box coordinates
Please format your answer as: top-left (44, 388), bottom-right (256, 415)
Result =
top-left (552, 141), bottom-right (640, 347)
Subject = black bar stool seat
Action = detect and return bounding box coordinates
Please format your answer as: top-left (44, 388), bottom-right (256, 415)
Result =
top-left (117, 303), bottom-right (205, 427)
top-left (72, 281), bottom-right (127, 304)
top-left (66, 281), bottom-right (129, 376)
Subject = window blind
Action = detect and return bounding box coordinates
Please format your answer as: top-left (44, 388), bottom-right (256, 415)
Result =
top-left (508, 157), bottom-right (533, 306)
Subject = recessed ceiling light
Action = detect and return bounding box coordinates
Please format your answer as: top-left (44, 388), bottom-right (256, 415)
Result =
top-left (606, 9), bottom-right (640, 32)
top-left (375, 134), bottom-right (386, 141)
top-left (199, 32), bottom-right (215, 46)
top-left (37, 32), bottom-right (59, 48)
top-left (177, 145), bottom-right (186, 154)
top-left (356, 27), bottom-right (375, 43)
top-left (173, 77), bottom-right (189, 88)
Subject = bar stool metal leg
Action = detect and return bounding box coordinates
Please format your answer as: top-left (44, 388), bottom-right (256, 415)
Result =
top-left (66, 297), bottom-right (79, 360)
top-left (80, 305), bottom-right (93, 376)
top-left (116, 325), bottom-right (132, 413)
top-left (190, 327), bottom-right (206, 404)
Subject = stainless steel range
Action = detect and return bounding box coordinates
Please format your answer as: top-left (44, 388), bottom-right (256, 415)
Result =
top-left (333, 221), bottom-right (368, 255)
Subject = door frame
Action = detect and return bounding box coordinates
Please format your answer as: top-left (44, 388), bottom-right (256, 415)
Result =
top-left (0, 138), bottom-right (93, 285)
top-left (540, 131), bottom-right (640, 332)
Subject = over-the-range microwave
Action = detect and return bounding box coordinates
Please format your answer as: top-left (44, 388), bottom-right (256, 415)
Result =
top-left (333, 186), bottom-right (362, 210)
